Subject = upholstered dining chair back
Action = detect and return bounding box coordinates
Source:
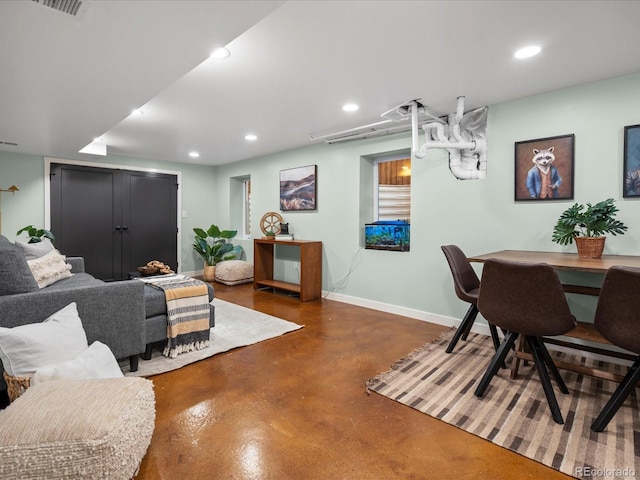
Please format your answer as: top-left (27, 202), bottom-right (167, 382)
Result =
top-left (441, 245), bottom-right (503, 354)
top-left (594, 266), bottom-right (640, 355)
top-left (590, 265), bottom-right (640, 432)
top-left (475, 258), bottom-right (577, 424)
top-left (478, 259), bottom-right (576, 337)
top-left (441, 245), bottom-right (480, 304)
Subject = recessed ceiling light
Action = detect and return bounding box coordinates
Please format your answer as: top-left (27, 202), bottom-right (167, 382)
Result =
top-left (342, 103), bottom-right (359, 112)
top-left (245, 134), bottom-right (258, 141)
top-left (189, 151), bottom-right (200, 158)
top-left (210, 47), bottom-right (230, 60)
top-left (514, 45), bottom-right (541, 59)
top-left (130, 108), bottom-right (144, 116)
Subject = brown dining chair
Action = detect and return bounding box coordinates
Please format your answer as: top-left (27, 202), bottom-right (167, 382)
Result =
top-left (474, 258), bottom-right (577, 424)
top-left (590, 266), bottom-right (640, 432)
top-left (441, 245), bottom-right (501, 354)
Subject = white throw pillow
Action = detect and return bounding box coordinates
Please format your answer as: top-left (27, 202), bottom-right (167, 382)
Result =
top-left (31, 341), bottom-right (124, 386)
top-left (27, 248), bottom-right (72, 288)
top-left (0, 302), bottom-right (88, 377)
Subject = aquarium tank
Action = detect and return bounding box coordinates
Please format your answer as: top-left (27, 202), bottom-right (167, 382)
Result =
top-left (365, 221), bottom-right (410, 251)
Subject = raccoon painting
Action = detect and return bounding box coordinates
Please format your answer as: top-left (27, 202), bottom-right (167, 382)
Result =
top-left (525, 147), bottom-right (562, 199)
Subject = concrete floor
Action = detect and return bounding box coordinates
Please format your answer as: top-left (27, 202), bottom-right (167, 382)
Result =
top-left (135, 282), bottom-right (571, 479)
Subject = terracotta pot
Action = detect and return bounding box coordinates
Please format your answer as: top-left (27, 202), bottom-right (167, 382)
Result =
top-left (575, 236), bottom-right (606, 259)
top-left (202, 264), bottom-right (216, 282)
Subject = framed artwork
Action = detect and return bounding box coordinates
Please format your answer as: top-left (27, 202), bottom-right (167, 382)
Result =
top-left (280, 164), bottom-right (317, 211)
top-left (623, 124), bottom-right (640, 197)
top-left (514, 134), bottom-right (575, 201)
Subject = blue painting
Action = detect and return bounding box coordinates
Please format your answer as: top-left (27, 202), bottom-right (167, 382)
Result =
top-left (280, 165), bottom-right (317, 211)
top-left (624, 125), bottom-right (640, 197)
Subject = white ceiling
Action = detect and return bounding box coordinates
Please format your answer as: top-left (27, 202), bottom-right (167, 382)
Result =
top-left (2, 0), bottom-right (640, 166)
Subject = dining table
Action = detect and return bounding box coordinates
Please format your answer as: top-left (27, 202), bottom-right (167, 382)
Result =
top-left (467, 249), bottom-right (640, 382)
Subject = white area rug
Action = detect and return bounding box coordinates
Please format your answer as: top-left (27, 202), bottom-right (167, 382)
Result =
top-left (122, 298), bottom-right (303, 377)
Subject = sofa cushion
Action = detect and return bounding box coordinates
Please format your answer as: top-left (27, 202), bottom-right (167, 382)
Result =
top-left (0, 302), bottom-right (89, 377)
top-left (43, 272), bottom-right (105, 291)
top-left (15, 238), bottom-right (55, 260)
top-left (0, 235), bottom-right (39, 295)
top-left (31, 341), bottom-right (124, 386)
top-left (143, 281), bottom-right (215, 317)
top-left (27, 249), bottom-right (72, 288)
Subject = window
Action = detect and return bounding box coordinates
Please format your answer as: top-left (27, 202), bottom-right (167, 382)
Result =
top-left (375, 156), bottom-right (411, 222)
top-left (230, 175), bottom-right (251, 238)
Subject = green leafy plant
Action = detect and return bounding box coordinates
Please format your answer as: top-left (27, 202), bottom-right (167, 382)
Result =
top-left (193, 224), bottom-right (243, 266)
top-left (16, 225), bottom-right (56, 244)
top-left (552, 198), bottom-right (627, 245)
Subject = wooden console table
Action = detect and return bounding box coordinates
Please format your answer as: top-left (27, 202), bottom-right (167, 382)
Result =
top-left (253, 238), bottom-right (322, 302)
top-left (468, 249), bottom-right (640, 381)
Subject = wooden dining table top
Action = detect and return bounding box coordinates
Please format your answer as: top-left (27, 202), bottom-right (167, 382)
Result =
top-left (467, 249), bottom-right (640, 274)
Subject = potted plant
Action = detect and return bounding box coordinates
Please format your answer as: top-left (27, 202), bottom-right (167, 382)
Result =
top-left (16, 225), bottom-right (55, 244)
top-left (193, 224), bottom-right (243, 281)
top-left (551, 198), bottom-right (627, 258)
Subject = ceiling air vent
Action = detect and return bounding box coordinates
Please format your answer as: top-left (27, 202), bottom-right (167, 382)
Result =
top-left (32, 0), bottom-right (89, 18)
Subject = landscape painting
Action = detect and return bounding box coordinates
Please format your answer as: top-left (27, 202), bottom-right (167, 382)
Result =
top-left (280, 165), bottom-right (317, 211)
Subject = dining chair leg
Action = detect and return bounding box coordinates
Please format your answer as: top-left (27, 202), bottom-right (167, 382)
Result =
top-left (533, 336), bottom-right (569, 394)
top-left (527, 336), bottom-right (565, 424)
top-left (488, 324), bottom-right (507, 369)
top-left (474, 331), bottom-right (518, 398)
top-left (591, 357), bottom-right (640, 432)
top-left (460, 310), bottom-right (476, 341)
top-left (488, 324), bottom-right (500, 350)
top-left (446, 304), bottom-right (479, 353)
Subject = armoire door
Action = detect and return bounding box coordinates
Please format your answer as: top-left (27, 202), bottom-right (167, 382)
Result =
top-left (121, 170), bottom-right (178, 277)
top-left (50, 163), bottom-right (178, 281)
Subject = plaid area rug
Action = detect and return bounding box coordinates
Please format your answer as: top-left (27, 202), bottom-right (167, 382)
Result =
top-left (366, 331), bottom-right (639, 480)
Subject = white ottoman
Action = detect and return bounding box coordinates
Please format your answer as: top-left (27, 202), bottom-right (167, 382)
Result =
top-left (0, 377), bottom-right (155, 480)
top-left (215, 260), bottom-right (254, 285)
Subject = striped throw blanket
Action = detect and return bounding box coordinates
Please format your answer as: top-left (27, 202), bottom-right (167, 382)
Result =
top-left (138, 274), bottom-right (210, 358)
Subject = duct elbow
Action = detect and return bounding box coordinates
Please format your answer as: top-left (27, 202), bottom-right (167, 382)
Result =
top-left (450, 167), bottom-right (487, 180)
top-left (422, 122), bottom-right (446, 142)
top-left (448, 150), bottom-right (487, 180)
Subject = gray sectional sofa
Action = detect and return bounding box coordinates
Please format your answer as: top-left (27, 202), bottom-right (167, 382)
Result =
top-left (0, 235), bottom-right (214, 390)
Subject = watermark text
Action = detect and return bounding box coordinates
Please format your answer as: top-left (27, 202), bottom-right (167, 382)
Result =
top-left (575, 466), bottom-right (636, 478)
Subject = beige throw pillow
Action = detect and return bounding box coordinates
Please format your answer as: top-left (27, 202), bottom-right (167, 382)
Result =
top-left (27, 248), bottom-right (72, 288)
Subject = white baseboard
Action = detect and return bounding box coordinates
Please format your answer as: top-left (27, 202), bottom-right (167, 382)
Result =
top-left (322, 290), bottom-right (631, 367)
top-left (322, 290), bottom-right (493, 336)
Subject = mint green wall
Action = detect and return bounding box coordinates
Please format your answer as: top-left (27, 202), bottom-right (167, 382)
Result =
top-left (0, 152), bottom-right (216, 273)
top-left (0, 153), bottom-right (45, 238)
top-left (2, 73), bottom-right (639, 324)
top-left (214, 72), bottom-right (640, 324)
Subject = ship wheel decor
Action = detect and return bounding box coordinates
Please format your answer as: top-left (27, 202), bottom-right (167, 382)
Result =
top-left (260, 211), bottom-right (284, 237)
